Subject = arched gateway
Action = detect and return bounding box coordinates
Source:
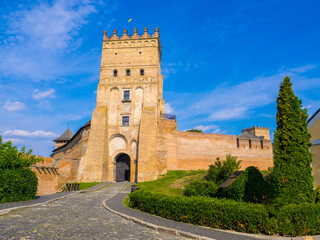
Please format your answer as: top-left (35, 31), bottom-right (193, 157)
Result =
top-left (115, 153), bottom-right (130, 182)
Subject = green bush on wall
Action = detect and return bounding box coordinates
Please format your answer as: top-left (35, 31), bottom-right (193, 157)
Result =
top-left (184, 180), bottom-right (218, 197)
top-left (129, 190), bottom-right (320, 236)
top-left (220, 166), bottom-right (270, 203)
top-left (0, 168), bottom-right (38, 203)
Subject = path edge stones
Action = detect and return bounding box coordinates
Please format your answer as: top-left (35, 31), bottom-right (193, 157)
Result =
top-left (103, 192), bottom-right (320, 240)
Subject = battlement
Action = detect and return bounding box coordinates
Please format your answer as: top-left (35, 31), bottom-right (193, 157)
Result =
top-left (103, 27), bottom-right (160, 41)
top-left (242, 126), bottom-right (270, 140)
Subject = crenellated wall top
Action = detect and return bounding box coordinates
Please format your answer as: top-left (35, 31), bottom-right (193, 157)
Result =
top-left (103, 27), bottom-right (160, 41)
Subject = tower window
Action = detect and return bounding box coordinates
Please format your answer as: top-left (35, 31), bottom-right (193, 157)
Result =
top-left (122, 116), bottom-right (129, 126)
top-left (123, 90), bottom-right (130, 100)
top-left (115, 53), bottom-right (117, 55)
top-left (249, 139), bottom-right (252, 148)
top-left (261, 140), bottom-right (264, 149)
top-left (126, 69), bottom-right (130, 76)
top-left (113, 69), bottom-right (118, 77)
top-left (140, 69), bottom-right (144, 76)
top-left (139, 52), bottom-right (142, 54)
top-left (237, 138), bottom-right (239, 148)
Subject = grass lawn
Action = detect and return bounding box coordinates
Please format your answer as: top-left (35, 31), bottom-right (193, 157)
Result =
top-left (78, 182), bottom-right (101, 191)
top-left (136, 170), bottom-right (207, 196)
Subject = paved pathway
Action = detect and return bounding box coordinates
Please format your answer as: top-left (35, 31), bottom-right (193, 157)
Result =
top-left (0, 182), bottom-right (183, 240)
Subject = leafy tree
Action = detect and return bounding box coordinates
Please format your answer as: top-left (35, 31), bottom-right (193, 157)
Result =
top-left (0, 135), bottom-right (41, 202)
top-left (0, 135), bottom-right (40, 170)
top-left (186, 129), bottom-right (203, 133)
top-left (205, 154), bottom-right (242, 185)
top-left (272, 76), bottom-right (314, 205)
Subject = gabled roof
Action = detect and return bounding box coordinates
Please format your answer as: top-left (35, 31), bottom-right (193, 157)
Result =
top-left (53, 128), bottom-right (73, 142)
top-left (219, 171), bottom-right (244, 188)
top-left (237, 132), bottom-right (264, 140)
top-left (308, 108), bottom-right (320, 129)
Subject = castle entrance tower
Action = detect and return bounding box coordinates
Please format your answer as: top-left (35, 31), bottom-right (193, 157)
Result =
top-left (78, 27), bottom-right (166, 182)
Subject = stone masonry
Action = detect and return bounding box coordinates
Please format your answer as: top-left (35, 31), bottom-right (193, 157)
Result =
top-left (47, 27), bottom-right (273, 188)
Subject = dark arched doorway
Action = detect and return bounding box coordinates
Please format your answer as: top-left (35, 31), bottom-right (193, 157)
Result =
top-left (116, 153), bottom-right (130, 182)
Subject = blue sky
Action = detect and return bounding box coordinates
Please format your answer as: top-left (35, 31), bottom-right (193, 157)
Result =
top-left (1, 0), bottom-right (320, 157)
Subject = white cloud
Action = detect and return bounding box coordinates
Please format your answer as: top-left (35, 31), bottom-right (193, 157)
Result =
top-left (288, 65), bottom-right (317, 73)
top-left (3, 129), bottom-right (58, 138)
top-left (165, 103), bottom-right (175, 114)
top-left (0, 0), bottom-right (102, 80)
top-left (3, 100), bottom-right (25, 111)
top-left (2, 138), bottom-right (25, 144)
top-left (193, 124), bottom-right (219, 132)
top-left (212, 129), bottom-right (227, 134)
top-left (32, 89), bottom-right (56, 100)
top-left (208, 107), bottom-right (248, 121)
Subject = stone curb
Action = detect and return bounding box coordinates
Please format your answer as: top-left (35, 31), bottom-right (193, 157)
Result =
top-left (102, 189), bottom-right (213, 240)
top-left (0, 182), bottom-right (113, 216)
top-left (102, 192), bottom-right (320, 240)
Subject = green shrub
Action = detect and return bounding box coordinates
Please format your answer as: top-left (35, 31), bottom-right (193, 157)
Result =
top-left (184, 180), bottom-right (218, 197)
top-left (205, 154), bottom-right (241, 185)
top-left (315, 185), bottom-right (320, 203)
top-left (129, 190), bottom-right (320, 236)
top-left (186, 129), bottom-right (203, 133)
top-left (275, 203), bottom-right (320, 236)
top-left (218, 166), bottom-right (269, 203)
top-left (0, 168), bottom-right (38, 202)
top-left (129, 190), bottom-right (274, 234)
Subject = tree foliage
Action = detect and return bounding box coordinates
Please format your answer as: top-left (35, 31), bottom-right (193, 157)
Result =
top-left (205, 154), bottom-right (242, 185)
top-left (0, 135), bottom-right (41, 202)
top-left (0, 135), bottom-right (40, 170)
top-left (272, 76), bottom-right (314, 205)
top-left (186, 129), bottom-right (203, 133)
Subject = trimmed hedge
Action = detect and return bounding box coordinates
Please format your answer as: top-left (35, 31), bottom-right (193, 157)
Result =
top-left (129, 190), bottom-right (274, 234)
top-left (218, 166), bottom-right (270, 203)
top-left (0, 168), bottom-right (38, 202)
top-left (129, 190), bottom-right (320, 236)
top-left (184, 180), bottom-right (218, 197)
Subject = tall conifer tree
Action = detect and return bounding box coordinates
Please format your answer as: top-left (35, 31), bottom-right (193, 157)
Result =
top-left (272, 76), bottom-right (314, 205)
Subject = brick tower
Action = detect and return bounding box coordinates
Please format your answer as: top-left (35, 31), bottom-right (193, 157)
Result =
top-left (78, 27), bottom-right (166, 182)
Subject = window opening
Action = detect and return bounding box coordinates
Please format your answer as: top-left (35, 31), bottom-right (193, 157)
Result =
top-left (126, 69), bottom-right (130, 76)
top-left (122, 116), bottom-right (129, 126)
top-left (123, 90), bottom-right (130, 100)
top-left (113, 69), bottom-right (118, 77)
top-left (140, 69), bottom-right (144, 76)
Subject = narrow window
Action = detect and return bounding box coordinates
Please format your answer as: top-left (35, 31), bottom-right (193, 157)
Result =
top-left (126, 69), bottom-right (130, 76)
top-left (122, 116), bottom-right (129, 126)
top-left (237, 138), bottom-right (239, 148)
top-left (140, 69), bottom-right (144, 76)
top-left (123, 90), bottom-right (130, 100)
top-left (113, 69), bottom-right (118, 77)
top-left (249, 139), bottom-right (252, 148)
top-left (261, 140), bottom-right (264, 149)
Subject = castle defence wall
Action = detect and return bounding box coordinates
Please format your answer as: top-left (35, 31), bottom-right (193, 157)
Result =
top-left (159, 119), bottom-right (273, 172)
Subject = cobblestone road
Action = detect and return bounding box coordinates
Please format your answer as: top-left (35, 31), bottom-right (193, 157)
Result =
top-left (0, 182), bottom-right (182, 240)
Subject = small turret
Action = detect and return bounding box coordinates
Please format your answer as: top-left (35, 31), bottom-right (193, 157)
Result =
top-left (131, 28), bottom-right (139, 39)
top-left (53, 128), bottom-right (73, 149)
top-left (120, 29), bottom-right (129, 39)
top-left (241, 126), bottom-right (270, 140)
top-left (152, 27), bottom-right (160, 37)
top-left (110, 29), bottom-right (119, 40)
top-left (103, 30), bottom-right (109, 40)
top-left (141, 27), bottom-right (150, 38)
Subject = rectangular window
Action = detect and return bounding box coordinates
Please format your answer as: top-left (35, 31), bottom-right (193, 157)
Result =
top-left (123, 90), bottom-right (130, 100)
top-left (122, 116), bottom-right (129, 126)
top-left (237, 138), bottom-right (239, 148)
top-left (261, 140), bottom-right (264, 149)
top-left (249, 139), bottom-right (252, 148)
